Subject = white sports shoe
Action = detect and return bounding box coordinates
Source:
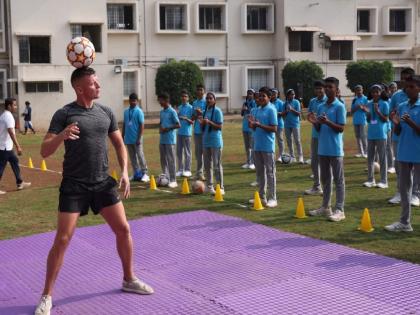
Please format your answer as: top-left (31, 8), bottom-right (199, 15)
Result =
top-left (387, 167), bottom-right (396, 174)
top-left (385, 222), bottom-right (413, 232)
top-left (329, 210), bottom-right (346, 222)
top-left (411, 195), bottom-right (420, 207)
top-left (176, 171), bottom-right (183, 177)
top-left (211, 188), bottom-right (225, 195)
top-left (304, 187), bottom-right (323, 196)
top-left (0, 190), bottom-right (5, 195)
top-left (354, 154), bottom-right (362, 158)
top-left (250, 181), bottom-right (258, 187)
top-left (363, 181), bottom-right (376, 188)
top-left (182, 171), bottom-right (192, 177)
top-left (206, 186), bottom-right (216, 194)
top-left (388, 193), bottom-right (401, 204)
top-left (141, 174), bottom-right (150, 183)
top-left (241, 163), bottom-right (250, 169)
top-left (309, 207), bottom-right (332, 217)
top-left (305, 159), bottom-right (311, 165)
top-left (168, 181), bottom-right (178, 188)
top-left (34, 295), bottom-right (52, 315)
top-left (266, 199), bottom-right (278, 208)
top-left (122, 277), bottom-right (154, 295)
top-left (362, 153), bottom-right (368, 158)
top-left (249, 164), bottom-right (255, 170)
top-left (129, 175), bottom-right (134, 181)
top-left (298, 156), bottom-right (304, 164)
top-left (17, 182), bottom-right (31, 190)
top-left (276, 156), bottom-right (283, 162)
top-left (290, 157), bottom-right (296, 163)
top-left (376, 182), bottom-right (388, 189)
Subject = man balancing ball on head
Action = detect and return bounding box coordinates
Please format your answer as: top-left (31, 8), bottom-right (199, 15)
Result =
top-left (34, 67), bottom-right (154, 315)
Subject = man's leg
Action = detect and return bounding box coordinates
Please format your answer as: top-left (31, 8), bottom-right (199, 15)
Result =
top-left (264, 152), bottom-right (276, 201)
top-left (377, 139), bottom-right (388, 185)
top-left (7, 150), bottom-right (23, 186)
top-left (311, 137), bottom-right (321, 190)
top-left (0, 150), bottom-right (8, 182)
top-left (319, 156), bottom-right (332, 209)
top-left (285, 128), bottom-right (294, 158)
top-left (176, 135), bottom-right (184, 172)
top-left (194, 134), bottom-right (204, 177)
top-left (127, 144), bottom-right (139, 175)
top-left (184, 136), bottom-right (192, 172)
top-left (167, 144), bottom-right (176, 182)
top-left (399, 162), bottom-right (413, 225)
top-left (331, 157), bottom-right (345, 212)
top-left (293, 127), bottom-right (303, 160)
top-left (136, 138), bottom-right (148, 174)
top-left (100, 202), bottom-right (134, 281)
top-left (42, 212), bottom-right (80, 296)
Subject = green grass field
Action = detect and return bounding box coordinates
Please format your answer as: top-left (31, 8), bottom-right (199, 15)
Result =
top-left (1, 120), bottom-right (419, 264)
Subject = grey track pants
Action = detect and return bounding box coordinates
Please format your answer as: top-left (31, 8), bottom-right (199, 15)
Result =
top-left (276, 128), bottom-right (284, 157)
top-left (320, 156), bottom-right (345, 211)
top-left (399, 162), bottom-right (420, 224)
top-left (310, 138), bottom-right (321, 189)
top-left (126, 140), bottom-right (148, 174)
top-left (354, 125), bottom-right (367, 155)
top-left (159, 144), bottom-right (176, 182)
top-left (242, 132), bottom-right (254, 165)
top-left (367, 139), bottom-right (387, 184)
top-left (194, 134), bottom-right (204, 176)
top-left (285, 127), bottom-right (303, 159)
top-left (177, 135), bottom-right (192, 172)
top-left (254, 151), bottom-right (276, 202)
top-left (203, 147), bottom-right (224, 189)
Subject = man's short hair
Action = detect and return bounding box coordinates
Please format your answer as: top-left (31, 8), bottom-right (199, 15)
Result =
top-left (180, 89), bottom-right (189, 96)
top-left (324, 77), bottom-right (339, 87)
top-left (158, 92), bottom-right (170, 101)
top-left (401, 67), bottom-right (415, 77)
top-left (70, 67), bottom-right (96, 85)
top-left (25, 101), bottom-right (30, 105)
top-left (314, 80), bottom-right (325, 88)
top-left (259, 87), bottom-right (272, 98)
top-left (5, 97), bottom-right (16, 107)
top-left (129, 93), bottom-right (138, 101)
top-left (405, 75), bottom-right (420, 87)
top-left (196, 84), bottom-right (205, 90)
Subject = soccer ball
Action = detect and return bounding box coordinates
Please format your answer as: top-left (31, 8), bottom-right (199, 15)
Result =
top-left (157, 174), bottom-right (169, 187)
top-left (192, 180), bottom-right (205, 194)
top-left (66, 37), bottom-right (95, 68)
top-left (374, 162), bottom-right (380, 172)
top-left (281, 154), bottom-right (292, 164)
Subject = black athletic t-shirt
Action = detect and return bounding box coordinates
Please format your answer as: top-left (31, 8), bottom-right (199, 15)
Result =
top-left (48, 102), bottom-right (119, 184)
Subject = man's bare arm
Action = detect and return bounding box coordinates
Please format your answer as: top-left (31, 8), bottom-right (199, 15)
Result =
top-left (40, 123), bottom-right (79, 158)
top-left (109, 130), bottom-right (130, 198)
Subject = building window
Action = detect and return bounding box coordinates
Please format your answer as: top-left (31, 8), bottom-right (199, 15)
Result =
top-left (201, 67), bottom-right (228, 96)
top-left (329, 41), bottom-right (353, 61)
top-left (0, 0), bottom-right (5, 52)
top-left (289, 32), bottom-right (313, 52)
top-left (107, 4), bottom-right (135, 30)
top-left (25, 81), bottom-right (62, 93)
top-left (247, 6), bottom-right (267, 30)
top-left (71, 24), bottom-right (102, 52)
top-left (248, 69), bottom-right (269, 91)
top-left (357, 10), bottom-right (370, 32)
top-left (18, 36), bottom-right (50, 64)
top-left (198, 5), bottom-right (226, 31)
top-left (159, 4), bottom-right (187, 31)
top-left (0, 70), bottom-right (6, 101)
top-left (390, 9), bottom-right (407, 32)
top-left (123, 71), bottom-right (137, 98)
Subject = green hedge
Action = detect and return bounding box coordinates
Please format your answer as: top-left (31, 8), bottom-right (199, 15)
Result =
top-left (346, 60), bottom-right (394, 93)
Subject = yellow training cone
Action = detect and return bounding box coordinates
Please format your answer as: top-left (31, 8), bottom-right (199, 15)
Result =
top-left (28, 157), bottom-right (34, 169)
top-left (150, 175), bottom-right (157, 190)
top-left (40, 160), bottom-right (47, 171)
top-left (214, 184), bottom-right (224, 202)
top-left (181, 177), bottom-right (190, 195)
top-left (359, 208), bottom-right (374, 232)
top-left (253, 191), bottom-right (264, 211)
top-left (111, 170), bottom-right (119, 181)
top-left (295, 197), bottom-right (307, 219)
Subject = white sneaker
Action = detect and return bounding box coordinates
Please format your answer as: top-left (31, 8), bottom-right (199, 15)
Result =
top-left (249, 198), bottom-right (267, 206)
top-left (206, 186), bottom-right (216, 194)
top-left (411, 195), bottom-right (420, 207)
top-left (211, 188), bottom-right (225, 195)
top-left (248, 164), bottom-right (255, 170)
top-left (376, 182), bottom-right (388, 189)
top-left (17, 182), bottom-right (31, 190)
top-left (241, 163), bottom-right (250, 169)
top-left (250, 181), bottom-right (258, 187)
top-left (304, 187), bottom-right (323, 196)
top-left (0, 190), bottom-right (5, 195)
top-left (176, 171), bottom-right (183, 177)
top-left (309, 207), bottom-right (332, 217)
top-left (141, 174), bottom-right (150, 183)
top-left (387, 167), bottom-right (396, 174)
top-left (34, 295), bottom-right (52, 315)
top-left (388, 193), bottom-right (401, 204)
top-left (362, 153), bottom-right (368, 158)
top-left (363, 181), bottom-right (376, 188)
top-left (354, 154), bottom-right (362, 158)
top-left (309, 174), bottom-right (314, 179)
top-left (298, 156), bottom-right (304, 164)
top-left (385, 221), bottom-right (413, 232)
top-left (182, 171), bottom-right (192, 177)
top-left (329, 210), bottom-right (346, 222)
top-left (266, 199), bottom-right (278, 208)
top-left (168, 181), bottom-right (178, 188)
top-left (290, 157), bottom-right (296, 163)
top-left (277, 156), bottom-right (283, 162)
top-left (305, 159), bottom-right (311, 165)
top-left (122, 277), bottom-right (154, 295)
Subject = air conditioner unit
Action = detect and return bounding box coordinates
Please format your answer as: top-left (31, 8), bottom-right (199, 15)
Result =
top-left (114, 58), bottom-right (128, 67)
top-left (206, 57), bottom-right (219, 67)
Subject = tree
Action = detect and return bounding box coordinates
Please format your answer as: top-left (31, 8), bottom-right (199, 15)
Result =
top-left (345, 61), bottom-right (393, 93)
top-left (281, 61), bottom-right (324, 107)
top-left (155, 60), bottom-right (204, 107)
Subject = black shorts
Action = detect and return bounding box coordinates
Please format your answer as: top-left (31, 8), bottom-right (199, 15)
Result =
top-left (58, 176), bottom-right (121, 216)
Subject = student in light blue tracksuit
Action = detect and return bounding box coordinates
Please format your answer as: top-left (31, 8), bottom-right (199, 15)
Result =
top-left (351, 85), bottom-right (368, 158)
top-left (176, 90), bottom-right (193, 178)
top-left (192, 84), bottom-right (207, 180)
top-left (241, 89), bottom-right (257, 169)
top-left (270, 88), bottom-right (285, 162)
top-left (284, 89), bottom-right (303, 163)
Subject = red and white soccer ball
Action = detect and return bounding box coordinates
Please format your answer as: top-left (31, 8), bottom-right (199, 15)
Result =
top-left (66, 37), bottom-right (95, 68)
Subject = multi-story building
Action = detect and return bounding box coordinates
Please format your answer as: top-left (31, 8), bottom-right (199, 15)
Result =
top-left (6, 0), bottom-right (420, 129)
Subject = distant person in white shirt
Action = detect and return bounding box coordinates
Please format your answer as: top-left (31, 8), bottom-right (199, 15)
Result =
top-left (0, 98), bottom-right (31, 194)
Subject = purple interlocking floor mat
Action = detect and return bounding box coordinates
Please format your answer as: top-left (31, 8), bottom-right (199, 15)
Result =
top-left (1, 210), bottom-right (419, 315)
